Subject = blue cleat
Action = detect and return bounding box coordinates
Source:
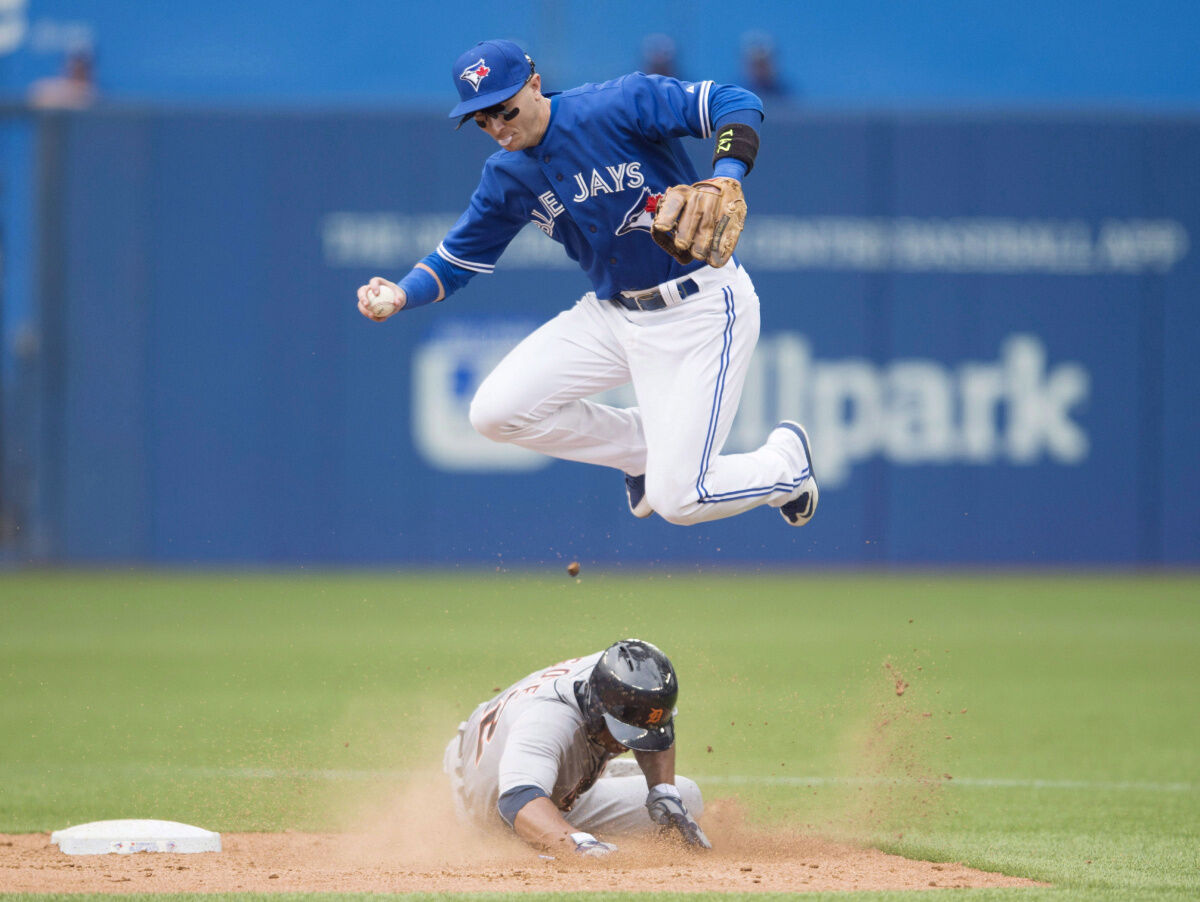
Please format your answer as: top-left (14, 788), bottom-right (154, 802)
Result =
top-left (770, 421), bottom-right (819, 527)
top-left (625, 473), bottom-right (653, 518)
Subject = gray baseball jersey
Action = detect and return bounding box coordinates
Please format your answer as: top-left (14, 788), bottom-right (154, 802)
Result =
top-left (445, 652), bottom-right (617, 826)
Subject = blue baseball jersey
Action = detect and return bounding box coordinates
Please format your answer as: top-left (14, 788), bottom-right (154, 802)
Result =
top-left (433, 73), bottom-right (761, 301)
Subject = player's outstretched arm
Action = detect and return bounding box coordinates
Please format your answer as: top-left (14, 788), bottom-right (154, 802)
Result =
top-left (355, 262), bottom-right (448, 323)
top-left (633, 745), bottom-right (676, 785)
top-left (648, 83), bottom-right (760, 269)
top-left (511, 795), bottom-right (617, 858)
top-left (635, 747), bottom-right (711, 850)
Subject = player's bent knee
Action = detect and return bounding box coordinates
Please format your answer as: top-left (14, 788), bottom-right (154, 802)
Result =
top-left (655, 507), bottom-right (699, 526)
top-left (467, 391), bottom-right (517, 443)
top-left (644, 483), bottom-right (705, 526)
top-left (676, 776), bottom-right (704, 817)
top-left (468, 380), bottom-right (549, 444)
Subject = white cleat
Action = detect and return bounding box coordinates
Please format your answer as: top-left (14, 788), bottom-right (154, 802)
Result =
top-left (768, 421), bottom-right (819, 527)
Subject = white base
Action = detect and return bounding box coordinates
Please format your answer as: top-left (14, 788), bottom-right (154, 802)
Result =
top-left (51, 819), bottom-right (221, 855)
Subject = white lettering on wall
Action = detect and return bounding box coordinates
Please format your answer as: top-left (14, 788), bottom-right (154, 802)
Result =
top-left (409, 323), bottom-right (1090, 484)
top-left (727, 333), bottom-right (1090, 486)
top-left (323, 212), bottom-right (1188, 273)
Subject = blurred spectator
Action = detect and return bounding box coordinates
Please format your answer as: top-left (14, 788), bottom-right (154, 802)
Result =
top-left (740, 30), bottom-right (795, 101)
top-left (29, 47), bottom-right (97, 110)
top-left (641, 33), bottom-right (678, 78)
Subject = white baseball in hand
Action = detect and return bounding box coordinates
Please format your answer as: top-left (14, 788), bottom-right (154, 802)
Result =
top-left (367, 283), bottom-right (400, 318)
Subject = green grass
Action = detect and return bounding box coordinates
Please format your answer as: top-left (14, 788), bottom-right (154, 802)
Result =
top-left (1, 569), bottom-right (1198, 901)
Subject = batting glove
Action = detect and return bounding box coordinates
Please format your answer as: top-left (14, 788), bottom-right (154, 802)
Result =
top-left (646, 785), bottom-right (712, 850)
top-left (570, 832), bottom-right (618, 858)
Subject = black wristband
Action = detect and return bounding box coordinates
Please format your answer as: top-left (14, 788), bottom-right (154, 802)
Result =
top-left (712, 122), bottom-right (760, 175)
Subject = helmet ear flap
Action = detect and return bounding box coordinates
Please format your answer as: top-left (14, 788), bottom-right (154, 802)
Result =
top-left (574, 679), bottom-right (607, 735)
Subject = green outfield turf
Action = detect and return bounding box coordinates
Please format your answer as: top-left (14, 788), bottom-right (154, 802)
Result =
top-left (1, 570), bottom-right (1197, 901)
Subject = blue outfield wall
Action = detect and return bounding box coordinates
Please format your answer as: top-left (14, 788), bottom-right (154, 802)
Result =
top-left (18, 108), bottom-right (1200, 565)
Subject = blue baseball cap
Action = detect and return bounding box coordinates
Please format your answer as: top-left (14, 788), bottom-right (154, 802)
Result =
top-left (449, 40), bottom-right (533, 119)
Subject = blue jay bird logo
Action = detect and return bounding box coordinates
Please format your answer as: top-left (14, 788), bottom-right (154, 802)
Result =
top-left (616, 186), bottom-right (665, 236)
top-left (459, 59), bottom-right (491, 92)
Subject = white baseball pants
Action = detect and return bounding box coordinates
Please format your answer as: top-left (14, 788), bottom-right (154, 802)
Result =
top-left (566, 771), bottom-right (703, 835)
top-left (469, 262), bottom-right (801, 524)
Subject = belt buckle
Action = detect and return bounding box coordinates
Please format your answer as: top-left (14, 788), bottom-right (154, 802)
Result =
top-left (621, 287), bottom-right (657, 311)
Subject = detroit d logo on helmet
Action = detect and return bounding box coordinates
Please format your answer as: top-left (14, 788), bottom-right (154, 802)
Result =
top-left (459, 59), bottom-right (491, 92)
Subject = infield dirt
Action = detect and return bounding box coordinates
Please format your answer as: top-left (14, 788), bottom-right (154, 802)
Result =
top-left (1, 797), bottom-right (1043, 894)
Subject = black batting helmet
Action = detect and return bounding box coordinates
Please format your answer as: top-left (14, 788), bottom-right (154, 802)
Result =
top-left (587, 639), bottom-right (678, 751)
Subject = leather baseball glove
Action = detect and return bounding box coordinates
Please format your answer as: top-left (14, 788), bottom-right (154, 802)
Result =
top-left (650, 177), bottom-right (747, 268)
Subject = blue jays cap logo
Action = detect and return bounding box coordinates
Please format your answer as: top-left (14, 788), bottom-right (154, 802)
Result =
top-left (459, 59), bottom-right (491, 93)
top-left (449, 40), bottom-right (532, 119)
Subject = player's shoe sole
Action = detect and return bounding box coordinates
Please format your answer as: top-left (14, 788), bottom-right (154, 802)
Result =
top-left (772, 421), bottom-right (819, 527)
top-left (625, 473), bottom-right (653, 518)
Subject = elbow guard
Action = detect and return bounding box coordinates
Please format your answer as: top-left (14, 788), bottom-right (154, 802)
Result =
top-left (712, 123), bottom-right (760, 176)
top-left (497, 784), bottom-right (549, 828)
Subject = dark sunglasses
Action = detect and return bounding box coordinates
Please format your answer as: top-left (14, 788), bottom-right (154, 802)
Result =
top-left (457, 73), bottom-right (535, 130)
top-left (474, 101), bottom-right (522, 127)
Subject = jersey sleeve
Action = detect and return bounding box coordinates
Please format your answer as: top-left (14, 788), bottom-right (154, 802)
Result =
top-left (496, 706), bottom-right (576, 797)
top-left (435, 160), bottom-right (529, 280)
top-left (621, 72), bottom-right (762, 142)
top-left (709, 84), bottom-right (765, 128)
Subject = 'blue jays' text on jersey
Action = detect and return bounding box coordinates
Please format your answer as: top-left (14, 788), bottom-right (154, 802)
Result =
top-left (434, 73), bottom-right (762, 300)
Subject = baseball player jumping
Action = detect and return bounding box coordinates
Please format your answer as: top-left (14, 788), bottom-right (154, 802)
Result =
top-left (356, 39), bottom-right (817, 528)
top-left (443, 639), bottom-right (709, 856)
